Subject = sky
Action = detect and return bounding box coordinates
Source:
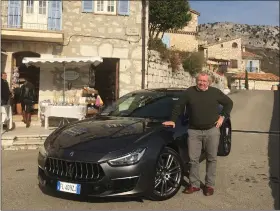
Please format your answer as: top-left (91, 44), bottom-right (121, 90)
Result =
top-left (189, 1), bottom-right (279, 26)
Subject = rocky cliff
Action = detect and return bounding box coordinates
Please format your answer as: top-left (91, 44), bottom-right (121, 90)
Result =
top-left (198, 22), bottom-right (279, 76)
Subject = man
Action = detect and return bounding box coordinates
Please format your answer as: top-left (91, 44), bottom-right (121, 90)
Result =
top-left (19, 78), bottom-right (36, 128)
top-left (1, 72), bottom-right (11, 105)
top-left (162, 72), bottom-right (233, 196)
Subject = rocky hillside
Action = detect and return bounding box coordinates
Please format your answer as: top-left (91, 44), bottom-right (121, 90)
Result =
top-left (197, 22), bottom-right (279, 76)
top-left (198, 22), bottom-right (279, 49)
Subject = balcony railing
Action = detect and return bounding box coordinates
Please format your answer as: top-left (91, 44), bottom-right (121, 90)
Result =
top-left (246, 67), bottom-right (259, 72)
top-left (1, 1), bottom-right (61, 31)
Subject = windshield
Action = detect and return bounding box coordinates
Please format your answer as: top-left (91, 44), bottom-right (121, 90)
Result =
top-left (100, 91), bottom-right (182, 120)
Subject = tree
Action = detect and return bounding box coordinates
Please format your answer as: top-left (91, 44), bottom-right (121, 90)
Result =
top-left (149, 0), bottom-right (192, 39)
top-left (245, 70), bottom-right (249, 90)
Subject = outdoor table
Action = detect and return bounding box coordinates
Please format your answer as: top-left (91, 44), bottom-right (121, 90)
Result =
top-left (44, 105), bottom-right (87, 129)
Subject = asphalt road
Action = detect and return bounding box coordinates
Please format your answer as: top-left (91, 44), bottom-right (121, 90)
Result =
top-left (1, 90), bottom-right (279, 210)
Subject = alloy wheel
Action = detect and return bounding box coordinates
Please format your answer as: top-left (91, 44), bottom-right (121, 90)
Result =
top-left (153, 152), bottom-right (182, 197)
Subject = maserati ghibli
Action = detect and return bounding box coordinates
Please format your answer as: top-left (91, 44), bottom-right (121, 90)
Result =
top-left (37, 88), bottom-right (232, 201)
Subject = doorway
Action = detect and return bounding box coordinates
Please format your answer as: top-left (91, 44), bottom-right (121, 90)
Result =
top-left (12, 51), bottom-right (40, 116)
top-left (94, 58), bottom-right (119, 106)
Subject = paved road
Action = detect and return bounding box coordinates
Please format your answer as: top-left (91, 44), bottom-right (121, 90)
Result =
top-left (1, 90), bottom-right (279, 210)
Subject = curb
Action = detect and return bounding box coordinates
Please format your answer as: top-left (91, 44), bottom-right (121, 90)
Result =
top-left (1, 135), bottom-right (47, 150)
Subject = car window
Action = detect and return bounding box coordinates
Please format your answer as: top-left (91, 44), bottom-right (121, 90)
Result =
top-left (128, 96), bottom-right (179, 120)
top-left (101, 91), bottom-right (182, 120)
top-left (118, 96), bottom-right (136, 111)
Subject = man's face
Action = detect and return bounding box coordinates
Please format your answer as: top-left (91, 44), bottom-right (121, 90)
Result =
top-left (2, 73), bottom-right (7, 80)
top-left (196, 75), bottom-right (209, 91)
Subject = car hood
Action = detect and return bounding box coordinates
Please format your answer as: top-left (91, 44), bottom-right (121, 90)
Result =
top-left (46, 116), bottom-right (163, 153)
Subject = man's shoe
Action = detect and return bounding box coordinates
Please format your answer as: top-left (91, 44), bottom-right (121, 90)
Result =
top-left (203, 186), bottom-right (214, 196)
top-left (182, 186), bottom-right (200, 194)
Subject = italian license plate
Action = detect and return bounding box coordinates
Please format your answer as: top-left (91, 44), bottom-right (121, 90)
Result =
top-left (56, 181), bottom-right (81, 194)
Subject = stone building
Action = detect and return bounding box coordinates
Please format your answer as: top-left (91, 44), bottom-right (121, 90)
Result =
top-left (241, 46), bottom-right (262, 73)
top-left (161, 9), bottom-right (200, 52)
top-left (198, 37), bottom-right (244, 73)
top-left (1, 0), bottom-right (148, 116)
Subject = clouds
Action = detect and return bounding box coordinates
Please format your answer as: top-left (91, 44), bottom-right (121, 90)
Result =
top-left (190, 1), bottom-right (279, 26)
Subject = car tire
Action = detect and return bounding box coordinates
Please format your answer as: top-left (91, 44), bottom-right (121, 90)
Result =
top-left (148, 147), bottom-right (183, 201)
top-left (218, 121), bottom-right (232, 156)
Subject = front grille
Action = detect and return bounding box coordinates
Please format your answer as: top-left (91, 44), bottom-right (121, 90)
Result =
top-left (45, 157), bottom-right (104, 182)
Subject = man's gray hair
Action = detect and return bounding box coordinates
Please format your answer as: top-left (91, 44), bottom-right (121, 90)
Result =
top-left (195, 71), bottom-right (213, 83)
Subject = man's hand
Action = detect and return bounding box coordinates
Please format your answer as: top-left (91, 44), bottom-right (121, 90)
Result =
top-left (215, 116), bottom-right (224, 128)
top-left (162, 121), bottom-right (175, 128)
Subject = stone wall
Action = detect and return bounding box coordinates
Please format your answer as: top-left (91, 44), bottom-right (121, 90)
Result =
top-left (1, 1), bottom-right (8, 27)
top-left (147, 50), bottom-right (225, 90)
top-left (232, 79), bottom-right (278, 90)
top-left (167, 33), bottom-right (198, 52)
top-left (182, 11), bottom-right (198, 32)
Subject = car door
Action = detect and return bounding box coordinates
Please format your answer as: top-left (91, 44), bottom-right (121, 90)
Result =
top-left (172, 105), bottom-right (189, 165)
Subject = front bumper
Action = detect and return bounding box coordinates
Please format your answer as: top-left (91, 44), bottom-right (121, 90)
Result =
top-left (38, 153), bottom-right (156, 197)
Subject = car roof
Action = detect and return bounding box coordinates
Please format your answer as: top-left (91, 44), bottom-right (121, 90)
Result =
top-left (130, 88), bottom-right (189, 94)
top-left (131, 88), bottom-right (188, 94)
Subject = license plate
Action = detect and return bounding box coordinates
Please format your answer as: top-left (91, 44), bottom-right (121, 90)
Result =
top-left (56, 181), bottom-right (81, 194)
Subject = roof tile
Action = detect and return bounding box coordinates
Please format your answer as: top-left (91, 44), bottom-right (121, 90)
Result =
top-left (232, 72), bottom-right (279, 82)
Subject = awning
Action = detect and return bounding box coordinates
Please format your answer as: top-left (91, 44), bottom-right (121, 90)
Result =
top-left (22, 56), bottom-right (103, 104)
top-left (1, 48), bottom-right (8, 56)
top-left (22, 56), bottom-right (103, 67)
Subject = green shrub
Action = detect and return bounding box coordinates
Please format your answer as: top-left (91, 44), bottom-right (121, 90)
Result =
top-left (182, 52), bottom-right (204, 76)
top-left (148, 38), bottom-right (204, 75)
top-left (148, 38), bottom-right (170, 61)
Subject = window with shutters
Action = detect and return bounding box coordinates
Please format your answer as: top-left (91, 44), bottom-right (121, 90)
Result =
top-left (95, 0), bottom-right (116, 14)
top-left (81, 0), bottom-right (129, 15)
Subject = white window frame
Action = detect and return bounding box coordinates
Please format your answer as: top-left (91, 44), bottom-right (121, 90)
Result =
top-left (38, 0), bottom-right (47, 15)
top-left (26, 0), bottom-right (34, 14)
top-left (94, 0), bottom-right (117, 15)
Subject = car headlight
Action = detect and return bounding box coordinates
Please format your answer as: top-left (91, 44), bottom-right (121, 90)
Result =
top-left (39, 145), bottom-right (47, 156)
top-left (108, 148), bottom-right (146, 166)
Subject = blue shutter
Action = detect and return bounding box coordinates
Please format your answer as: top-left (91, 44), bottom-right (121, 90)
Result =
top-left (82, 0), bottom-right (93, 12)
top-left (118, 0), bottom-right (129, 16)
top-left (162, 34), bottom-right (170, 48)
top-left (48, 0), bottom-right (62, 31)
top-left (7, 0), bottom-right (22, 28)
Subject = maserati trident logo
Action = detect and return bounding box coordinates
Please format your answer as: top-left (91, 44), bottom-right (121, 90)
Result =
top-left (69, 151), bottom-right (74, 156)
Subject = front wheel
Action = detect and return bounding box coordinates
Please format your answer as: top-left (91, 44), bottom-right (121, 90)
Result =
top-left (148, 147), bottom-right (183, 201)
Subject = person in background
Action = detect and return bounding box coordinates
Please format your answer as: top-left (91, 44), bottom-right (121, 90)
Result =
top-left (11, 84), bottom-right (21, 114)
top-left (19, 78), bottom-right (36, 128)
top-left (162, 71), bottom-right (233, 196)
top-left (1, 72), bottom-right (11, 105)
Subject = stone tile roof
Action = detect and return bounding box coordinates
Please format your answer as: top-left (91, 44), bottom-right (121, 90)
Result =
top-left (232, 72), bottom-right (279, 82)
top-left (242, 51), bottom-right (262, 59)
top-left (190, 9), bottom-right (200, 16)
top-left (199, 37), bottom-right (241, 48)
